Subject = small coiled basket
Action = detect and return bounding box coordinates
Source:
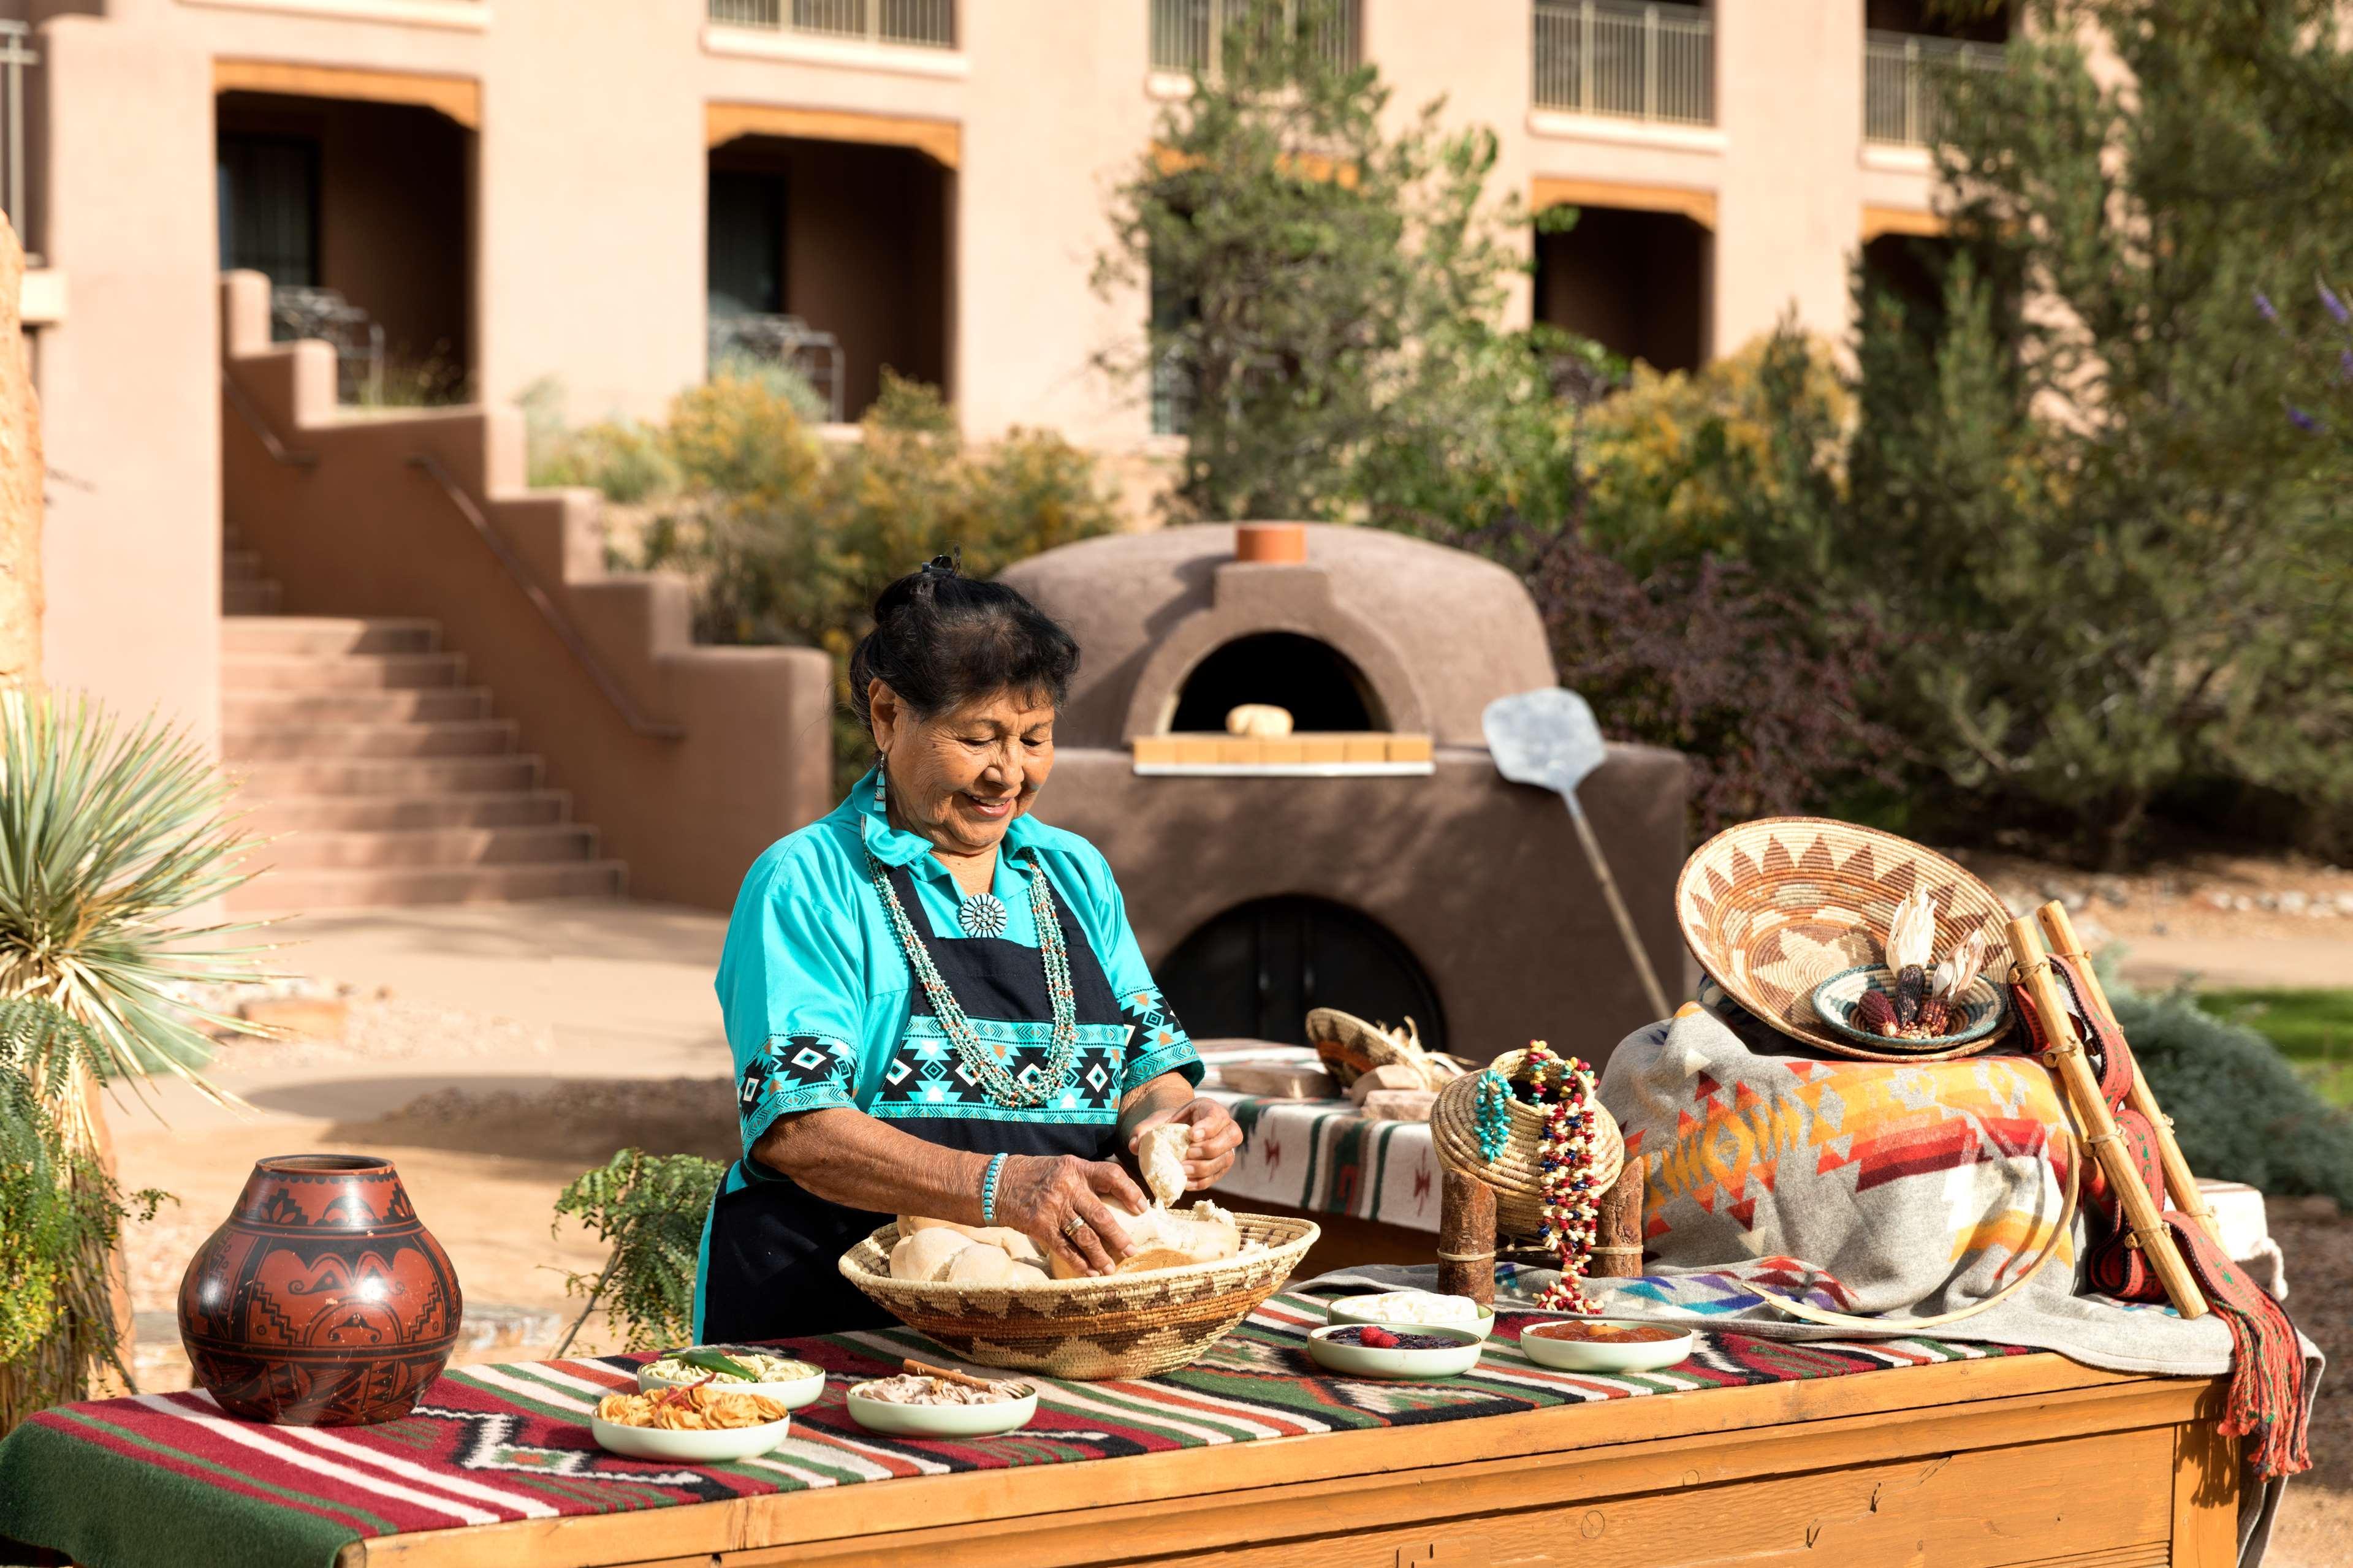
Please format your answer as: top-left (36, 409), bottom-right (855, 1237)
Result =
top-left (1431, 1049), bottom-right (1625, 1241)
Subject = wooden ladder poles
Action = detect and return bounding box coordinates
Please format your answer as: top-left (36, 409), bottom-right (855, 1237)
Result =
top-left (2033, 901), bottom-right (2223, 1248)
top-left (2007, 915), bottom-right (2208, 1321)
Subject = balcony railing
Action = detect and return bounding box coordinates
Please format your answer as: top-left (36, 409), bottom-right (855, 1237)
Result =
top-left (1150, 0), bottom-right (1362, 78)
top-left (1863, 31), bottom-right (2004, 147)
top-left (1531, 1), bottom-right (1714, 127)
top-left (709, 0), bottom-right (956, 50)
top-left (710, 312), bottom-right (848, 424)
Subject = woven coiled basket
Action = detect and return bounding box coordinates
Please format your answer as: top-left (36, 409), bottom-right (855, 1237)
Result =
top-left (1431, 1049), bottom-right (1625, 1241)
top-left (1675, 816), bottom-right (2016, 1062)
top-left (837, 1213), bottom-right (1320, 1381)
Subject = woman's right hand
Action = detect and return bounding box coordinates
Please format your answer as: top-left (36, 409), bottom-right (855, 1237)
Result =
top-left (995, 1154), bottom-right (1148, 1276)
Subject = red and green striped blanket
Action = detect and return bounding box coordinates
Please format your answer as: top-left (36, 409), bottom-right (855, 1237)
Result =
top-left (0, 1289), bottom-right (2030, 1568)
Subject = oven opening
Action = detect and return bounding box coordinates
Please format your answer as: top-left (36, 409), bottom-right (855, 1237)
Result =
top-left (1157, 895), bottom-right (1446, 1054)
top-left (1168, 633), bottom-right (1384, 733)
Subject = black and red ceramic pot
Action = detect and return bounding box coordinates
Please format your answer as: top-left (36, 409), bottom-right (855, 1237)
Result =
top-left (178, 1154), bottom-right (462, 1426)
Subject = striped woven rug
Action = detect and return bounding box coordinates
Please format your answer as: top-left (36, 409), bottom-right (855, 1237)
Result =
top-left (0, 1290), bottom-right (2029, 1568)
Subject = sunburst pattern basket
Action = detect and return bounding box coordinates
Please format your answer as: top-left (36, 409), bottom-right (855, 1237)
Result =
top-left (1430, 1049), bottom-right (1625, 1240)
top-left (837, 1213), bottom-right (1319, 1381)
top-left (1676, 817), bottom-right (2016, 1062)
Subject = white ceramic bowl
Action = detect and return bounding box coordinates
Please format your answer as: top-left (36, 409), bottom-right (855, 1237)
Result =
top-left (1325, 1294), bottom-right (1496, 1341)
top-left (846, 1382), bottom-right (1038, 1438)
top-left (637, 1354), bottom-right (829, 1411)
top-left (1516, 1319), bottom-right (1696, 1374)
top-left (591, 1412), bottom-right (793, 1463)
top-left (1305, 1322), bottom-right (1484, 1379)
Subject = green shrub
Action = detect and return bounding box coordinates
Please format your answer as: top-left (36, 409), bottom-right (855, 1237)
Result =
top-left (2112, 983), bottom-right (2353, 1208)
top-left (550, 1148), bottom-right (725, 1355)
top-left (0, 1000), bottom-right (170, 1435)
top-left (628, 374), bottom-right (1120, 795)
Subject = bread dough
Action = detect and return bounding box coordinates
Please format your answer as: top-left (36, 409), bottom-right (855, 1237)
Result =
top-left (889, 1227), bottom-right (974, 1282)
top-left (1139, 1123), bottom-right (1191, 1207)
top-left (944, 1243), bottom-right (1030, 1286)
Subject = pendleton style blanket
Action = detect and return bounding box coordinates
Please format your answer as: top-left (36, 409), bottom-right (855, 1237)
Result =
top-left (1587, 993), bottom-right (2322, 1566)
top-left (0, 1287), bottom-right (2030, 1568)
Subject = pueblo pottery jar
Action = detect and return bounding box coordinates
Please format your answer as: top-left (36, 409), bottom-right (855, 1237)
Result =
top-left (178, 1154), bottom-right (462, 1426)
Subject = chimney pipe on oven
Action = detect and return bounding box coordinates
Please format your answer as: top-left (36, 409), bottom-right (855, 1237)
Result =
top-left (1234, 523), bottom-right (1307, 564)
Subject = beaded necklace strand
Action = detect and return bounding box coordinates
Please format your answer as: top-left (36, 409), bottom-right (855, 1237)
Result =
top-left (1522, 1040), bottom-right (1603, 1314)
top-left (865, 848), bottom-right (1081, 1108)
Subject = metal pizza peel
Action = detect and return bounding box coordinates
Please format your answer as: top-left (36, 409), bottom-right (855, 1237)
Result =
top-left (1483, 687), bottom-right (1673, 1020)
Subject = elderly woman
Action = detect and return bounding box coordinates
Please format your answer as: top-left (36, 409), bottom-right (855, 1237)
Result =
top-left (695, 557), bottom-right (1244, 1341)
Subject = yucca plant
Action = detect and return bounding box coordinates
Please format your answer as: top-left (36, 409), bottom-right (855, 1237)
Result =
top-left (0, 689), bottom-right (268, 1121)
top-left (0, 689), bottom-right (264, 1434)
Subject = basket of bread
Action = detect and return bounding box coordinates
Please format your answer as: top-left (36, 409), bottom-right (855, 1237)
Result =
top-left (838, 1128), bottom-right (1318, 1379)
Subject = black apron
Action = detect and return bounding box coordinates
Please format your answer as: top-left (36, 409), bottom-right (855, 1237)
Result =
top-left (698, 860), bottom-right (1129, 1343)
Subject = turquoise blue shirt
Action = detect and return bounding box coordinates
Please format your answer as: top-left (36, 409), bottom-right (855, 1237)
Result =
top-left (714, 770), bottom-right (1202, 1156)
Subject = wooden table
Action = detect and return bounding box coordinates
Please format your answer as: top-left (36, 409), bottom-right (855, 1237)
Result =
top-left (352, 1355), bottom-right (2237, 1568)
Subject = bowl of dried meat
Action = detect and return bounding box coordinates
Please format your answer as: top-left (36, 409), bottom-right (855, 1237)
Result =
top-left (590, 1382), bottom-right (795, 1462)
top-left (846, 1372), bottom-right (1038, 1438)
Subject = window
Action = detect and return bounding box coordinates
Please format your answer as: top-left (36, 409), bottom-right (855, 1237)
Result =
top-left (217, 134), bottom-right (320, 288)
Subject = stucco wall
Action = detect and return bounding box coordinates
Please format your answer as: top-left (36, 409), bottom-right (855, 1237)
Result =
top-left (37, 13), bottom-right (219, 746)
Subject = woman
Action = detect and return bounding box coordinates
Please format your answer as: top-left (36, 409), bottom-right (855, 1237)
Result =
top-left (695, 557), bottom-right (1244, 1341)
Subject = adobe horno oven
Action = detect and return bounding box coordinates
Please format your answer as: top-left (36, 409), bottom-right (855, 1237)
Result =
top-left (1000, 523), bottom-right (1691, 1069)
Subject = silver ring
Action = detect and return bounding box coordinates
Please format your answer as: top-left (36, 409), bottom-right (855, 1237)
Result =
top-left (1060, 1216), bottom-right (1089, 1239)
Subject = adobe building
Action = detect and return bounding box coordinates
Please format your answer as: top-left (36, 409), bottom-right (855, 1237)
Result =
top-left (3, 0), bottom-right (1994, 910)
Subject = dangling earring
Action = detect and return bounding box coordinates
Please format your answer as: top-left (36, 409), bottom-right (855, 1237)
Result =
top-left (874, 756), bottom-right (888, 809)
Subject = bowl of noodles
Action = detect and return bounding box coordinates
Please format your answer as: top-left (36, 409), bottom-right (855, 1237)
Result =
top-left (637, 1346), bottom-right (827, 1409)
top-left (591, 1383), bottom-right (795, 1462)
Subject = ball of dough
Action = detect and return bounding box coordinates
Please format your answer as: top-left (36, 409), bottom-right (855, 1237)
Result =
top-left (890, 1227), bottom-right (973, 1282)
top-left (971, 1226), bottom-right (1046, 1267)
top-left (945, 1243), bottom-right (1030, 1286)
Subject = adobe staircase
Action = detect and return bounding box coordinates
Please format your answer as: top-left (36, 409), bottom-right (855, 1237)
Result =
top-left (221, 532), bottom-right (625, 912)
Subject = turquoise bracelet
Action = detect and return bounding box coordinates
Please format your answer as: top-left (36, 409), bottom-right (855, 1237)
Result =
top-left (980, 1151), bottom-right (1009, 1227)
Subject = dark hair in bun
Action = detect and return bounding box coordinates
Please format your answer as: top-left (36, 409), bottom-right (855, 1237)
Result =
top-left (847, 555), bottom-right (1080, 745)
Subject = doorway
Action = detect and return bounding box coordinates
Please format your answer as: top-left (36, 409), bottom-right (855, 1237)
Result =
top-left (1157, 895), bottom-right (1445, 1053)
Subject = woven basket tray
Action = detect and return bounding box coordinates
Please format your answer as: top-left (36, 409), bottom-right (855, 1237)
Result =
top-left (1676, 816), bottom-right (2017, 1062)
top-left (1431, 1049), bottom-right (1625, 1240)
top-left (837, 1213), bottom-right (1320, 1381)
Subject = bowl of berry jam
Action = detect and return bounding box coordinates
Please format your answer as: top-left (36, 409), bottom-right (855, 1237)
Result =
top-left (1305, 1321), bottom-right (1484, 1379)
top-left (1516, 1318), bottom-right (1695, 1374)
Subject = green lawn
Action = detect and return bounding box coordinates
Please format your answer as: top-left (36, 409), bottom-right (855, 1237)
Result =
top-left (2196, 988), bottom-right (2353, 1107)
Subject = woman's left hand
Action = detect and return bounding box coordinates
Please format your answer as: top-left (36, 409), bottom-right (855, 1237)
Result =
top-left (1128, 1097), bottom-right (1243, 1190)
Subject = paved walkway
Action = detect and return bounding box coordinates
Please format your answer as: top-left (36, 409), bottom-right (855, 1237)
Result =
top-left (140, 899), bottom-right (732, 1129)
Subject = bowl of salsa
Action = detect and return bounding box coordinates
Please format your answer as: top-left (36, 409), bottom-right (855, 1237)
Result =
top-left (1517, 1317), bottom-right (1695, 1374)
